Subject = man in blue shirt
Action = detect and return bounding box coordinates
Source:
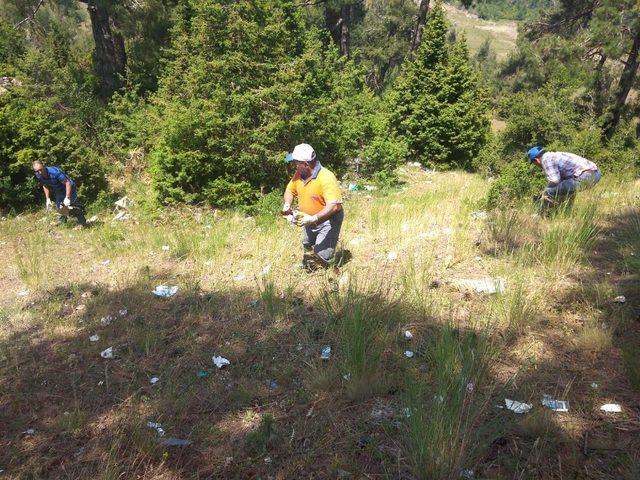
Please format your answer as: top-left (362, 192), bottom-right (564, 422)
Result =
top-left (33, 160), bottom-right (86, 227)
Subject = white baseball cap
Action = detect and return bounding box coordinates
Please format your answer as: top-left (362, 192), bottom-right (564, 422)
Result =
top-left (285, 143), bottom-right (316, 162)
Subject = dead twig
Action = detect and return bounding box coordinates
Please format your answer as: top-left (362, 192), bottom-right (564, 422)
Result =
top-left (14, 0), bottom-right (46, 29)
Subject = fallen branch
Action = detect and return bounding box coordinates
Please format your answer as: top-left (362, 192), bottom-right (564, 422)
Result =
top-left (14, 0), bottom-right (46, 29)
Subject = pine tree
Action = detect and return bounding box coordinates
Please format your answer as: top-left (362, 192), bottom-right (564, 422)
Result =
top-left (388, 1), bottom-right (489, 168)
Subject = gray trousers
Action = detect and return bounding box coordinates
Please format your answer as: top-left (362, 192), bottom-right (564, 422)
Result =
top-left (302, 209), bottom-right (344, 262)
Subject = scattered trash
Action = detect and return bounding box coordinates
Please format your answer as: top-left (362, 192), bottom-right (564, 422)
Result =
top-left (17, 290), bottom-right (30, 297)
top-left (401, 223), bottom-right (410, 232)
top-left (100, 347), bottom-right (114, 359)
top-left (591, 382), bottom-right (599, 389)
top-left (542, 395), bottom-right (569, 412)
top-left (461, 469), bottom-right (475, 479)
top-left (161, 245), bottom-right (170, 251)
top-left (348, 183), bottom-right (359, 192)
top-left (441, 227), bottom-right (454, 235)
top-left (504, 399), bottom-right (532, 414)
top-left (89, 334), bottom-right (99, 342)
top-left (118, 309), bottom-right (128, 316)
top-left (407, 161), bottom-right (422, 168)
top-left (466, 383), bottom-right (475, 393)
top-left (451, 277), bottom-right (506, 294)
top-left (100, 315), bottom-right (114, 326)
top-left (100, 259), bottom-right (111, 266)
top-left (474, 256), bottom-right (482, 261)
top-left (23, 428), bottom-right (35, 435)
top-left (320, 346), bottom-right (332, 360)
top-left (471, 211), bottom-right (488, 220)
top-left (387, 251), bottom-right (398, 261)
top-left (404, 330), bottom-right (413, 340)
top-left (261, 264), bottom-right (272, 275)
top-left (114, 196), bottom-right (133, 209)
top-left (370, 403), bottom-right (394, 421)
top-left (98, 380), bottom-right (104, 386)
top-left (150, 377), bottom-right (160, 385)
top-left (613, 295), bottom-right (626, 304)
top-left (404, 350), bottom-right (414, 358)
top-left (81, 291), bottom-right (92, 298)
top-left (402, 407), bottom-right (412, 418)
top-left (113, 211), bottom-right (131, 221)
top-left (152, 285), bottom-right (178, 298)
top-left (600, 403), bottom-right (622, 413)
top-left (342, 373), bottom-right (351, 381)
top-left (76, 305), bottom-right (86, 312)
top-left (233, 274), bottom-right (245, 281)
top-left (363, 185), bottom-right (377, 191)
top-left (197, 370), bottom-right (210, 378)
top-left (87, 215), bottom-right (98, 223)
top-left (161, 437), bottom-right (192, 447)
top-left (146, 421), bottom-right (165, 436)
top-left (212, 356), bottom-right (230, 369)
top-left (264, 457), bottom-right (272, 464)
top-left (349, 237), bottom-right (365, 246)
top-left (338, 272), bottom-right (350, 289)
top-left (269, 380), bottom-right (278, 388)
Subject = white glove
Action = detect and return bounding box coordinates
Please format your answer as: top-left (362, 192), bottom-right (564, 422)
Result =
top-left (282, 202), bottom-right (292, 214)
top-left (63, 197), bottom-right (71, 207)
top-left (45, 198), bottom-right (53, 210)
top-left (297, 213), bottom-right (318, 227)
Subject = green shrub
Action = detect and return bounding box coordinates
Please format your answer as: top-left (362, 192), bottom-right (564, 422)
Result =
top-left (485, 156), bottom-right (546, 208)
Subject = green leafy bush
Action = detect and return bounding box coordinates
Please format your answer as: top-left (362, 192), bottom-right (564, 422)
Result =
top-left (485, 156), bottom-right (546, 208)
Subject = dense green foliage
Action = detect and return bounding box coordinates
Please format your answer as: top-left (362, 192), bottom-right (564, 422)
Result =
top-left (458, 0), bottom-right (553, 21)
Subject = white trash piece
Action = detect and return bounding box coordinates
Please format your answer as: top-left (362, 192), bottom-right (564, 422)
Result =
top-left (504, 399), bottom-right (532, 414)
top-left (146, 421), bottom-right (165, 436)
top-left (404, 330), bottom-right (414, 340)
top-left (212, 356), bottom-right (230, 369)
top-left (542, 395), bottom-right (569, 412)
top-left (114, 211), bottom-right (131, 221)
top-left (114, 196), bottom-right (133, 209)
top-left (150, 377), bottom-right (160, 385)
top-left (261, 264), bottom-right (272, 275)
top-left (89, 334), bottom-right (99, 342)
top-left (152, 285), bottom-right (178, 298)
top-left (470, 211), bottom-right (488, 220)
top-left (320, 346), bottom-right (332, 360)
top-left (387, 251), bottom-right (398, 261)
top-left (87, 215), bottom-right (98, 223)
top-left (233, 274), bottom-right (245, 281)
top-left (23, 428), bottom-right (35, 435)
top-left (613, 295), bottom-right (626, 304)
top-left (100, 347), bottom-right (114, 359)
top-left (591, 382), bottom-right (598, 389)
top-left (404, 350), bottom-right (414, 358)
top-left (118, 309), bottom-right (128, 317)
top-left (600, 403), bottom-right (622, 413)
top-left (363, 185), bottom-right (378, 191)
top-left (100, 315), bottom-right (114, 326)
top-left (349, 237), bottom-right (365, 246)
top-left (101, 259), bottom-right (111, 266)
top-left (161, 437), bottom-right (192, 447)
top-left (452, 277), bottom-right (506, 294)
top-left (161, 245), bottom-right (170, 251)
top-left (17, 290), bottom-right (30, 297)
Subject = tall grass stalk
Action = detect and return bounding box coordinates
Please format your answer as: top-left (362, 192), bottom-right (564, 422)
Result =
top-left (14, 233), bottom-right (48, 289)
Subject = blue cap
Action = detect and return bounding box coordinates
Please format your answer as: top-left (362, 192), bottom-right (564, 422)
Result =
top-left (527, 146), bottom-right (545, 162)
top-left (285, 153), bottom-right (294, 162)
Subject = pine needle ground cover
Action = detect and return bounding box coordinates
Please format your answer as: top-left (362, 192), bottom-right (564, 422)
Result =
top-left (1, 168), bottom-right (638, 479)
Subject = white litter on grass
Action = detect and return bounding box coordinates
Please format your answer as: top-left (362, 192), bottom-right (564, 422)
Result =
top-left (471, 211), bottom-right (488, 220)
top-left (118, 309), bottom-right (128, 316)
top-left (100, 347), bottom-right (114, 359)
top-left (613, 295), bottom-right (626, 304)
top-left (404, 330), bottom-right (414, 340)
top-left (212, 356), bottom-right (230, 369)
top-left (87, 215), bottom-right (98, 223)
top-left (461, 469), bottom-right (475, 479)
top-left (146, 421), bottom-right (165, 436)
top-left (101, 259), bottom-right (111, 266)
top-left (161, 245), bottom-right (170, 251)
top-left (387, 251), bottom-right (398, 261)
top-left (542, 395), bottom-right (569, 412)
top-left (363, 185), bottom-right (378, 191)
top-left (100, 315), bottom-right (114, 326)
top-left (600, 403), bottom-right (622, 413)
top-left (342, 373), bottom-right (351, 381)
top-left (161, 437), bottom-right (192, 447)
top-left (233, 274), bottom-right (245, 282)
top-left (452, 277), bottom-right (506, 294)
top-left (150, 377), bottom-right (160, 385)
top-left (261, 264), bottom-right (272, 275)
top-left (23, 428), bottom-right (35, 435)
top-left (404, 350), bottom-right (414, 358)
top-left (466, 383), bottom-right (475, 393)
top-left (114, 196), bottom-right (133, 209)
top-left (504, 399), bottom-right (532, 414)
top-left (320, 346), bottom-right (332, 360)
top-left (441, 227), bottom-right (454, 235)
top-left (114, 211), bottom-right (131, 221)
top-left (407, 161), bottom-right (422, 168)
top-left (401, 223), bottom-right (410, 232)
top-left (338, 272), bottom-right (351, 289)
top-left (591, 382), bottom-right (599, 388)
top-left (349, 237), bottom-right (365, 246)
top-left (17, 289), bottom-right (30, 297)
top-left (152, 285), bottom-right (178, 298)
top-left (89, 334), bottom-right (99, 342)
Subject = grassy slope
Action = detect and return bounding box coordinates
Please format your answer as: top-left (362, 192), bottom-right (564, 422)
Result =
top-left (444, 3), bottom-right (518, 60)
top-left (1, 167), bottom-right (639, 479)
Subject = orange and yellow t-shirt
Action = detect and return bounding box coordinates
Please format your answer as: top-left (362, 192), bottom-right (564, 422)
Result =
top-left (285, 164), bottom-right (342, 216)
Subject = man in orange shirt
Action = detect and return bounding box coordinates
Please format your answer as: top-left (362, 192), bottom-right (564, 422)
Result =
top-left (282, 143), bottom-right (344, 269)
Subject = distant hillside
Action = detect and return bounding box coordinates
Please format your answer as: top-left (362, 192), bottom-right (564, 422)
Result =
top-left (455, 0), bottom-right (553, 21)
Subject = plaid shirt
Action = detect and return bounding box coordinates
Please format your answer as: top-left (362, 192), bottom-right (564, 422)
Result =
top-left (540, 152), bottom-right (598, 184)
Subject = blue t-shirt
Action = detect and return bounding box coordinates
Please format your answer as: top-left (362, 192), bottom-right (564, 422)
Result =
top-left (35, 166), bottom-right (74, 196)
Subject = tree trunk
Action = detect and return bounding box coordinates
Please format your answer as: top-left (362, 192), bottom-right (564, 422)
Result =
top-left (410, 0), bottom-right (430, 52)
top-left (339, 4), bottom-right (351, 58)
top-left (603, 26), bottom-right (640, 138)
top-left (592, 53), bottom-right (607, 117)
top-left (84, 0), bottom-right (126, 100)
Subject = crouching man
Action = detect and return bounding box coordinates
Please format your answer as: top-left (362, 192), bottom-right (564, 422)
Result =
top-left (33, 160), bottom-right (86, 227)
top-left (282, 143), bottom-right (344, 269)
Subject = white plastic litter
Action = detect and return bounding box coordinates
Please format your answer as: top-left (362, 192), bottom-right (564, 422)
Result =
top-left (114, 196), bottom-right (133, 209)
top-left (100, 347), bottom-right (114, 359)
top-left (161, 245), bottom-right (170, 251)
top-left (101, 259), bottom-right (111, 266)
top-left (466, 383), bottom-right (475, 393)
top-left (591, 382), bottom-right (599, 388)
top-left (212, 356), bottom-right (230, 369)
top-left (452, 277), bottom-right (506, 294)
top-left (161, 437), bottom-right (192, 447)
top-left (261, 264), bottom-right (272, 275)
top-left (404, 330), bottom-right (414, 340)
top-left (152, 285), bottom-right (178, 298)
top-left (87, 215), bottom-right (98, 223)
top-left (89, 334), bottom-right (99, 342)
top-left (233, 274), bottom-right (245, 282)
top-left (461, 469), bottom-right (475, 479)
top-left (542, 395), bottom-right (569, 412)
top-left (100, 315), bottom-right (114, 326)
top-left (114, 211), bottom-right (131, 221)
top-left (471, 211), bottom-right (488, 220)
top-left (600, 403), bottom-right (622, 413)
top-left (23, 428), bottom-right (35, 435)
top-left (613, 295), bottom-right (626, 304)
top-left (118, 309), bottom-right (128, 316)
top-left (505, 399), bottom-right (532, 414)
top-left (387, 251), bottom-right (398, 261)
top-left (320, 346), bottom-right (331, 360)
top-left (147, 421), bottom-right (165, 436)
top-left (17, 290), bottom-right (30, 297)
top-left (150, 377), bottom-right (160, 385)
top-left (349, 237), bottom-right (365, 246)
top-left (404, 350), bottom-right (414, 358)
top-left (363, 185), bottom-right (378, 191)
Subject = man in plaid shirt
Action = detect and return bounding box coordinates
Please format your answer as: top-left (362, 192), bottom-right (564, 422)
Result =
top-left (527, 146), bottom-right (601, 211)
